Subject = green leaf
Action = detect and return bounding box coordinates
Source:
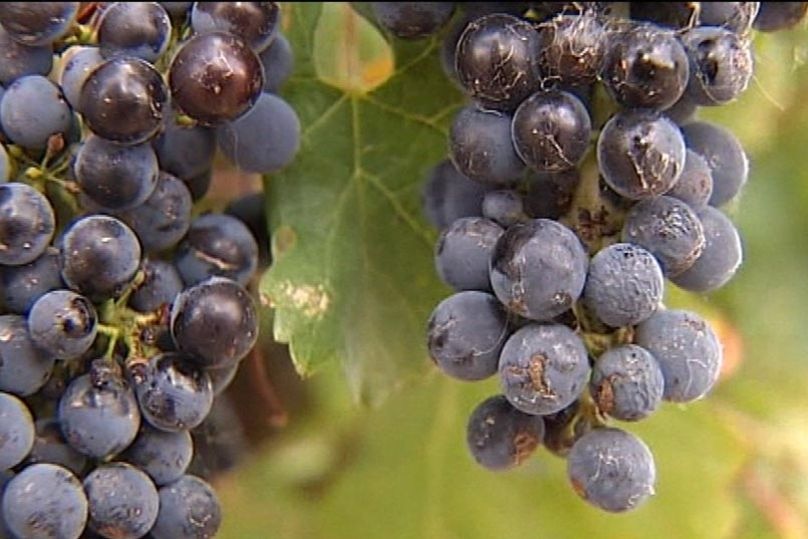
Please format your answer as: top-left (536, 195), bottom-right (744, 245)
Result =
top-left (261, 2), bottom-right (462, 403)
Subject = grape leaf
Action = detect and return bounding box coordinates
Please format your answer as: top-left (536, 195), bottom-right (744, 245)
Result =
top-left (260, 2), bottom-right (461, 403)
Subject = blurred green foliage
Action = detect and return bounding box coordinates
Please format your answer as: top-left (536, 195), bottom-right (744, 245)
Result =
top-left (230, 5), bottom-right (808, 539)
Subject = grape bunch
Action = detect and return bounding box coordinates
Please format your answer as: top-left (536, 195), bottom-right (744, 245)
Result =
top-left (374, 2), bottom-right (805, 513)
top-left (0, 2), bottom-right (299, 538)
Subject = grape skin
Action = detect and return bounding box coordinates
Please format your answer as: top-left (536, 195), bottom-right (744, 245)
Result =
top-left (28, 289), bottom-right (97, 360)
top-left (583, 243), bottom-right (664, 328)
top-left (434, 217), bottom-right (503, 292)
top-left (635, 309), bottom-right (723, 403)
top-left (0, 391), bottom-right (35, 470)
top-left (422, 159), bottom-right (492, 230)
top-left (754, 2), bottom-right (808, 31)
top-left (0, 75), bottom-right (72, 150)
top-left (681, 121), bottom-right (749, 207)
top-left (0, 2), bottom-right (79, 46)
top-left (597, 110), bottom-right (686, 200)
top-left (98, 1), bottom-right (173, 62)
top-left (1, 463), bottom-right (88, 539)
top-left (0, 25), bottom-right (53, 86)
top-left (26, 418), bottom-right (87, 476)
top-left (426, 291), bottom-right (509, 381)
top-left (0, 182), bottom-right (56, 266)
top-left (671, 206), bottom-right (743, 293)
top-left (498, 323), bottom-right (590, 416)
top-left (151, 475), bottom-right (222, 539)
top-left (567, 427), bottom-right (656, 513)
top-left (122, 425), bottom-right (193, 485)
top-left (490, 219), bottom-right (588, 321)
top-left (191, 1), bottom-right (280, 52)
top-left (466, 395), bottom-right (545, 470)
top-left (664, 149), bottom-right (713, 209)
top-left (681, 26), bottom-right (753, 107)
top-left (0, 315), bottom-right (55, 396)
top-left (590, 345), bottom-right (664, 421)
top-left (371, 2), bottom-right (455, 39)
top-left (83, 463), bottom-right (160, 539)
top-left (57, 45), bottom-right (104, 110)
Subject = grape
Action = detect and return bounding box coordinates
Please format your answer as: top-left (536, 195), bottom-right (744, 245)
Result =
top-left (664, 149), bottom-right (713, 209)
top-left (161, 2), bottom-right (193, 19)
top-left (208, 360), bottom-right (240, 395)
top-left (601, 23), bottom-right (689, 111)
top-left (449, 106), bottom-right (525, 185)
top-left (84, 463), bottom-right (159, 539)
top-left (583, 243), bottom-right (664, 328)
top-left (482, 189), bottom-right (524, 227)
top-left (60, 214), bottom-right (142, 301)
top-left (0, 25), bottom-right (53, 86)
top-left (175, 213), bottom-right (259, 286)
top-left (567, 427), bottom-right (656, 512)
top-left (426, 291), bottom-right (509, 381)
top-left (0, 315), bottom-right (54, 396)
top-left (372, 2), bottom-right (454, 39)
top-left (56, 45), bottom-right (104, 111)
top-left (168, 32), bottom-right (264, 125)
top-left (130, 352), bottom-right (213, 432)
top-left (454, 13), bottom-right (542, 111)
top-left (216, 92), bottom-right (301, 173)
top-left (635, 309), bottom-right (722, 403)
top-left (0, 2), bottom-right (78, 46)
top-left (58, 361), bottom-right (141, 459)
top-left (0, 392), bottom-right (34, 469)
top-left (153, 108), bottom-right (216, 180)
top-left (541, 400), bottom-right (581, 457)
top-left (664, 94), bottom-right (699, 125)
top-left (466, 395), bottom-right (545, 470)
top-left (79, 56), bottom-right (168, 145)
top-left (499, 323), bottom-right (590, 416)
top-left (151, 475), bottom-right (221, 539)
top-left (191, 1), bottom-right (280, 52)
top-left (28, 289), bottom-right (97, 360)
top-left (754, 2), bottom-right (808, 31)
top-left (1, 248), bottom-right (63, 315)
top-left (97, 1), bottom-right (172, 62)
top-left (681, 121), bottom-right (749, 207)
top-left (622, 195), bottom-right (705, 277)
top-left (75, 135), bottom-right (159, 211)
top-left (511, 90), bottom-right (591, 173)
top-left (26, 418), bottom-right (87, 476)
top-left (597, 110), bottom-right (686, 200)
top-left (1, 463), bottom-right (87, 539)
top-left (0, 182), bottom-right (55, 266)
top-left (421, 158), bottom-right (491, 230)
top-left (699, 2), bottom-right (760, 33)
top-left (122, 425), bottom-right (193, 485)
top-left (0, 75), bottom-right (71, 150)
top-left (0, 470), bottom-right (12, 538)
top-left (681, 26), bottom-right (753, 106)
top-left (435, 217), bottom-right (503, 292)
top-left (490, 219), bottom-right (588, 321)
top-left (170, 277), bottom-right (258, 369)
top-left (522, 169), bottom-right (578, 219)
top-left (116, 171), bottom-right (193, 253)
top-left (536, 12), bottom-right (605, 87)
top-left (130, 258), bottom-right (184, 313)
top-left (671, 206), bottom-right (743, 293)
top-left (590, 345), bottom-right (664, 421)
top-left (259, 32), bottom-right (294, 92)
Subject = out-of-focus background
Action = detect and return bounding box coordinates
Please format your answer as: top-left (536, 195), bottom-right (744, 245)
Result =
top-left (202, 12), bottom-right (808, 539)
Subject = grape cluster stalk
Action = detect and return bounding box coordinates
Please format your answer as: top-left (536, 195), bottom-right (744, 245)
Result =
top-left (0, 2), bottom-right (300, 538)
top-left (370, 1), bottom-right (808, 513)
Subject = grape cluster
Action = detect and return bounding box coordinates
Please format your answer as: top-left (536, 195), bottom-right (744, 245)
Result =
top-left (374, 2), bottom-right (806, 513)
top-left (0, 3), bottom-right (298, 538)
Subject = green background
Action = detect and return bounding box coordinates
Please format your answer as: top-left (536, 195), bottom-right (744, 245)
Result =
top-left (218, 5), bottom-right (808, 539)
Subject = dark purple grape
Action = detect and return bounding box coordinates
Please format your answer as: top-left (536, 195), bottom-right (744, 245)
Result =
top-left (26, 418), bottom-right (87, 476)
top-left (664, 149), bottom-right (713, 209)
top-left (0, 182), bottom-right (55, 266)
top-left (259, 32), bottom-right (293, 92)
top-left (481, 189), bottom-right (524, 227)
top-left (59, 214), bottom-right (142, 301)
top-left (426, 291), bottom-right (509, 381)
top-left (122, 425), bottom-right (193, 485)
top-left (699, 2), bottom-right (759, 34)
top-left (79, 56), bottom-right (168, 144)
top-left (629, 2), bottom-right (697, 28)
top-left (681, 26), bottom-right (753, 106)
top-left (74, 135), bottom-right (159, 211)
top-left (435, 217), bottom-right (503, 292)
top-left (681, 121), bottom-right (748, 207)
top-left (153, 107), bottom-right (216, 180)
top-left (129, 258), bottom-right (184, 313)
top-left (511, 89), bottom-right (591, 173)
top-left (536, 12), bottom-right (605, 87)
top-left (754, 2), bottom-right (808, 31)
top-left (421, 159), bottom-right (492, 230)
top-left (454, 13), bottom-right (542, 111)
top-left (28, 289), bottom-right (97, 360)
top-left (0, 391), bottom-right (34, 469)
top-left (466, 395), bottom-right (545, 470)
top-left (84, 462), bottom-right (159, 539)
top-left (98, 1), bottom-right (172, 62)
top-left (151, 475), bottom-right (221, 539)
top-left (168, 32), bottom-right (264, 125)
top-left (170, 277), bottom-right (258, 369)
top-left (0, 315), bottom-right (55, 396)
top-left (590, 344), bottom-right (664, 421)
top-left (601, 23), bottom-right (689, 111)
top-left (449, 106), bottom-right (525, 185)
top-left (0, 2), bottom-right (78, 46)
top-left (56, 45), bottom-right (104, 110)
top-left (597, 110), bottom-right (686, 200)
top-left (191, 1), bottom-right (280, 52)
top-left (371, 2), bottom-right (455, 39)
top-left (0, 75), bottom-right (72, 150)
top-left (0, 25), bottom-right (53, 86)
top-left (58, 361), bottom-right (141, 459)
